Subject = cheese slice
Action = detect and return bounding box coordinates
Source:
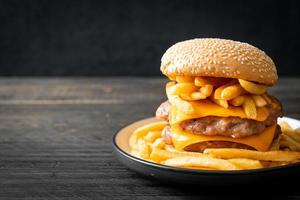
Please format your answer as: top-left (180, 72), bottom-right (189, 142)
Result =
top-left (169, 100), bottom-right (269, 125)
top-left (171, 124), bottom-right (277, 152)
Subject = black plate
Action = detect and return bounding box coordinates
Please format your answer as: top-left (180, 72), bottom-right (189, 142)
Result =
top-left (112, 117), bottom-right (300, 185)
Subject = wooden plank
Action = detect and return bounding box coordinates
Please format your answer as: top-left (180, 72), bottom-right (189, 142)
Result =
top-left (0, 77), bottom-right (167, 103)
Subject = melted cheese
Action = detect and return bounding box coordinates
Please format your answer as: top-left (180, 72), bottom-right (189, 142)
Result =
top-left (169, 100), bottom-right (269, 125)
top-left (171, 124), bottom-right (277, 152)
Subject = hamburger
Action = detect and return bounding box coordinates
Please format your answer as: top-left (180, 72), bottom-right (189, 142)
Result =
top-left (156, 38), bottom-right (283, 153)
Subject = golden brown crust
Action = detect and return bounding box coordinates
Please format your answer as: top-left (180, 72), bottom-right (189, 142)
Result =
top-left (161, 38), bottom-right (278, 85)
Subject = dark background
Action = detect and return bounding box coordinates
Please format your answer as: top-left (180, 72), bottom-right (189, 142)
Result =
top-left (0, 0), bottom-right (299, 76)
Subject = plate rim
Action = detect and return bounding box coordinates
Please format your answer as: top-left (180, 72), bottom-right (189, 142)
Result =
top-left (113, 116), bottom-right (300, 175)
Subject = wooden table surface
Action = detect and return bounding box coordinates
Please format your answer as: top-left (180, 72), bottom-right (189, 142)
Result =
top-left (0, 77), bottom-right (300, 199)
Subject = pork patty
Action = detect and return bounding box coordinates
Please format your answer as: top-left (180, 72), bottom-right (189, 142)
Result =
top-left (181, 116), bottom-right (265, 138)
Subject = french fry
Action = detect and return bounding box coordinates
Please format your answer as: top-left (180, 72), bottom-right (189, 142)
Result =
top-left (282, 130), bottom-right (300, 143)
top-left (166, 82), bottom-right (195, 114)
top-left (151, 138), bottom-right (165, 149)
top-left (164, 144), bottom-right (182, 152)
top-left (229, 95), bottom-right (245, 106)
top-left (228, 158), bottom-right (263, 169)
top-left (168, 94), bottom-right (195, 114)
top-left (221, 84), bottom-right (245, 100)
top-left (210, 95), bottom-right (228, 108)
top-left (136, 138), bottom-right (151, 159)
top-left (163, 156), bottom-right (240, 170)
top-left (242, 96), bottom-right (257, 119)
top-left (204, 148), bottom-right (300, 162)
top-left (278, 120), bottom-right (300, 151)
top-left (251, 95), bottom-right (267, 107)
top-left (184, 166), bottom-right (214, 170)
top-left (129, 121), bottom-right (167, 148)
top-left (212, 99), bottom-right (229, 109)
top-left (176, 76), bottom-right (194, 83)
top-left (180, 93), bottom-right (194, 101)
top-left (262, 93), bottom-right (272, 104)
top-left (279, 121), bottom-right (293, 132)
top-left (190, 92), bottom-right (206, 100)
top-left (144, 131), bottom-right (162, 142)
top-left (281, 134), bottom-right (300, 151)
top-left (214, 85), bottom-right (227, 99)
top-left (214, 80), bottom-right (237, 99)
top-left (280, 140), bottom-right (299, 151)
top-left (200, 84), bottom-right (213, 97)
top-left (150, 148), bottom-right (212, 162)
top-left (194, 77), bottom-right (230, 87)
top-left (168, 83), bottom-right (198, 95)
top-left (166, 81), bottom-right (176, 90)
top-left (238, 79), bottom-right (267, 95)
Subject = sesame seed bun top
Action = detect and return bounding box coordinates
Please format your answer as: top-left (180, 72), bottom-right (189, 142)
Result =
top-left (161, 38), bottom-right (278, 86)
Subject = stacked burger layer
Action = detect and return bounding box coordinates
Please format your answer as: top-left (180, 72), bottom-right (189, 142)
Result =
top-left (156, 38), bottom-right (283, 153)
